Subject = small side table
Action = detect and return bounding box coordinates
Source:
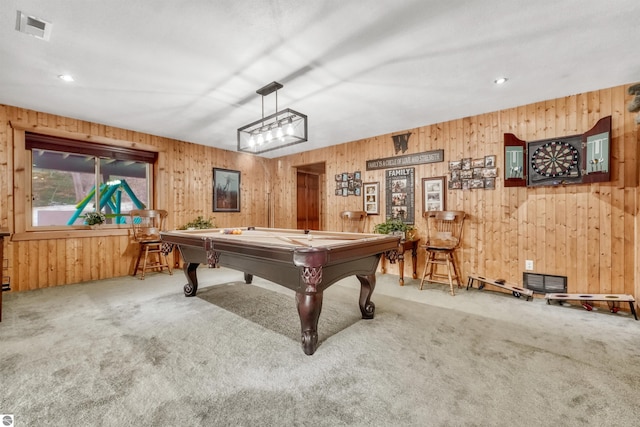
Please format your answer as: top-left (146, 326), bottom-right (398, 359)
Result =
top-left (381, 239), bottom-right (419, 286)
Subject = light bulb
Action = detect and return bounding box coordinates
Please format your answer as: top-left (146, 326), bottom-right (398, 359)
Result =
top-left (265, 129), bottom-right (273, 142)
top-left (286, 122), bottom-right (294, 136)
top-left (257, 133), bottom-right (264, 145)
top-left (276, 126), bottom-right (284, 140)
top-left (58, 74), bottom-right (74, 82)
top-left (248, 134), bottom-right (255, 147)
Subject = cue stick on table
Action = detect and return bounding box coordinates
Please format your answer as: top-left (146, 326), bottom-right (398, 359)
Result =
top-left (276, 235), bottom-right (311, 247)
top-left (242, 230), bottom-right (362, 242)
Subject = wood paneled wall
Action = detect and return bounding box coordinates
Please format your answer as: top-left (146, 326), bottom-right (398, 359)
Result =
top-left (0, 105), bottom-right (274, 291)
top-left (273, 85), bottom-right (640, 300)
top-left (1, 84), bottom-right (639, 304)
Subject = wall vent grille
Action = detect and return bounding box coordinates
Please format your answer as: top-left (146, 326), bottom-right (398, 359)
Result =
top-left (15, 11), bottom-right (52, 41)
top-left (523, 272), bottom-right (567, 294)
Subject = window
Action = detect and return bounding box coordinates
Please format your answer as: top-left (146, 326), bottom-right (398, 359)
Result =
top-left (26, 132), bottom-right (157, 228)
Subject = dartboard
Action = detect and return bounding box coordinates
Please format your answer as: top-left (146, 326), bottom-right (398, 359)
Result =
top-left (530, 141), bottom-right (579, 177)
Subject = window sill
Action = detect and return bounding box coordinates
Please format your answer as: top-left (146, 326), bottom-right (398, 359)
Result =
top-left (12, 227), bottom-right (131, 241)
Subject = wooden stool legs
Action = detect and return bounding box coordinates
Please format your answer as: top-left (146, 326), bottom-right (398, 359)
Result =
top-left (133, 242), bottom-right (172, 280)
top-left (419, 249), bottom-right (461, 295)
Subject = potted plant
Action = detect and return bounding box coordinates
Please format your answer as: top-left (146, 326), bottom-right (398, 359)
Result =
top-left (84, 211), bottom-right (106, 228)
top-left (373, 217), bottom-right (416, 240)
top-left (180, 216), bottom-right (216, 230)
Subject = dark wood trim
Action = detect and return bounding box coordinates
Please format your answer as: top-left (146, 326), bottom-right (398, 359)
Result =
top-left (26, 132), bottom-right (158, 162)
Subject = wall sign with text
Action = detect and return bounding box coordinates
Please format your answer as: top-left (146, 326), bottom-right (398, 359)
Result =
top-left (366, 150), bottom-right (444, 171)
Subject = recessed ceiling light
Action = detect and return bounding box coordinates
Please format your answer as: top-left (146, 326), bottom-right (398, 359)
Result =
top-left (58, 74), bottom-right (74, 82)
top-left (494, 77), bottom-right (508, 85)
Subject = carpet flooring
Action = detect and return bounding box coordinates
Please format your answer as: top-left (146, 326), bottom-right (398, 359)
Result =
top-left (1, 268), bottom-right (640, 426)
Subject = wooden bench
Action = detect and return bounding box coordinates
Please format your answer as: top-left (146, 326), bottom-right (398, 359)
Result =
top-left (545, 293), bottom-right (637, 320)
top-left (466, 274), bottom-right (534, 300)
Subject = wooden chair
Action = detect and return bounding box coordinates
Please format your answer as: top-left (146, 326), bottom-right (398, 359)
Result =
top-left (419, 210), bottom-right (466, 295)
top-left (130, 209), bottom-right (173, 279)
top-left (340, 210), bottom-right (367, 233)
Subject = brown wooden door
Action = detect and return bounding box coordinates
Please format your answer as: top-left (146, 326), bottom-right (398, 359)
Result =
top-left (296, 172), bottom-right (320, 230)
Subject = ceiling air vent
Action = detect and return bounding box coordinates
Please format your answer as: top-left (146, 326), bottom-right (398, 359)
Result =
top-left (15, 11), bottom-right (52, 41)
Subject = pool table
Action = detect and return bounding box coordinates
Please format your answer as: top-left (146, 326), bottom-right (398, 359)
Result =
top-left (160, 227), bottom-right (400, 355)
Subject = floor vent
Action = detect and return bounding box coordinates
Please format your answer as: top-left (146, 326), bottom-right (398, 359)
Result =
top-left (523, 272), bottom-right (567, 294)
top-left (15, 11), bottom-right (52, 41)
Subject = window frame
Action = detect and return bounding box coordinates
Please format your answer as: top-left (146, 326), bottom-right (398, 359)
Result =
top-left (11, 123), bottom-right (164, 241)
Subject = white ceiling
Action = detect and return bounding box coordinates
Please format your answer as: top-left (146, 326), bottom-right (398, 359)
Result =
top-left (1, 0), bottom-right (639, 158)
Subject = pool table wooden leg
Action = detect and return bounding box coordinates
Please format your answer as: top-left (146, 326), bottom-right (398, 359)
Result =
top-left (183, 262), bottom-right (200, 296)
top-left (356, 273), bottom-right (376, 318)
top-left (296, 291), bottom-right (323, 356)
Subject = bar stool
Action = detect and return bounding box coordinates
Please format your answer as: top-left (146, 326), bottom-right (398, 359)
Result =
top-left (419, 210), bottom-right (466, 295)
top-left (130, 209), bottom-right (173, 279)
top-left (339, 210), bottom-right (367, 233)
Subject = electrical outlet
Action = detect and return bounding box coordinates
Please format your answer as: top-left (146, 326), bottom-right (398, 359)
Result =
top-left (525, 260), bottom-right (534, 271)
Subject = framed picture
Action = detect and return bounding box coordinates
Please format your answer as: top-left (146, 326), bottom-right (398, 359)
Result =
top-left (213, 168), bottom-right (241, 212)
top-left (484, 177), bottom-right (496, 189)
top-left (470, 179), bottom-right (485, 189)
top-left (482, 167), bottom-right (498, 178)
top-left (422, 176), bottom-right (446, 213)
top-left (386, 168), bottom-right (415, 224)
top-left (449, 154), bottom-right (498, 192)
top-left (335, 171), bottom-right (362, 197)
top-left (472, 158), bottom-right (486, 168)
top-left (363, 182), bottom-right (380, 215)
top-left (461, 169), bottom-right (473, 179)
